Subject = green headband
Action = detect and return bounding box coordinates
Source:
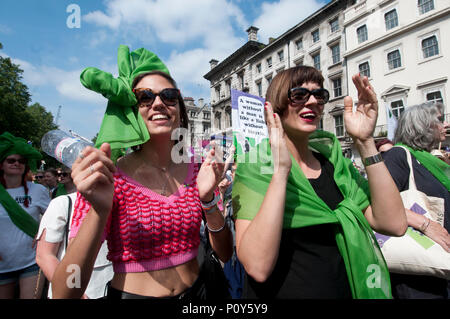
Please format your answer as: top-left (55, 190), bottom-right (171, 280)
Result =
top-left (0, 132), bottom-right (42, 171)
top-left (80, 45), bottom-right (170, 162)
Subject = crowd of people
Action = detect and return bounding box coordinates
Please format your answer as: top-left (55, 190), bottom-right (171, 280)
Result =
top-left (0, 45), bottom-right (448, 300)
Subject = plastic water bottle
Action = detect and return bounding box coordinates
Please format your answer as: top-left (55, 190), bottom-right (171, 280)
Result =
top-left (41, 129), bottom-right (93, 168)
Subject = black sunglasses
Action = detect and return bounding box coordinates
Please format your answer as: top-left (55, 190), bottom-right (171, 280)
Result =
top-left (58, 172), bottom-right (69, 177)
top-left (5, 158), bottom-right (27, 165)
top-left (35, 175), bottom-right (44, 179)
top-left (133, 88), bottom-right (180, 107)
top-left (288, 87), bottom-right (330, 105)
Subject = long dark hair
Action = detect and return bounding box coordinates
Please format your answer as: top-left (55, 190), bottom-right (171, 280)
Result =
top-left (132, 71), bottom-right (189, 130)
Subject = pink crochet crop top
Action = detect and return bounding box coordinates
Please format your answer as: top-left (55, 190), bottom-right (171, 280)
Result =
top-left (69, 161), bottom-right (203, 273)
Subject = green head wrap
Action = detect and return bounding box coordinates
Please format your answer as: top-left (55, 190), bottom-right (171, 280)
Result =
top-left (0, 132), bottom-right (42, 171)
top-left (80, 45), bottom-right (170, 162)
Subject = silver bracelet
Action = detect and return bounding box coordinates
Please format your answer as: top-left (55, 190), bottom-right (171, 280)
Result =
top-left (201, 192), bottom-right (220, 209)
top-left (205, 220), bottom-right (226, 233)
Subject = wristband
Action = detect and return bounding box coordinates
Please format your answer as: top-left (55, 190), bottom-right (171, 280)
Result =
top-left (201, 192), bottom-right (220, 209)
top-left (206, 220), bottom-right (226, 233)
top-left (203, 204), bottom-right (219, 215)
top-left (362, 153), bottom-right (383, 167)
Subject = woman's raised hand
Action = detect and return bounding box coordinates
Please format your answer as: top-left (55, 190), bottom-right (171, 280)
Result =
top-left (264, 102), bottom-right (291, 175)
top-left (71, 143), bottom-right (116, 216)
top-left (197, 142), bottom-right (231, 202)
top-left (344, 74), bottom-right (378, 143)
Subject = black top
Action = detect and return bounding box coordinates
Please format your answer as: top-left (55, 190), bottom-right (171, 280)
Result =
top-left (383, 147), bottom-right (449, 299)
top-left (243, 152), bottom-right (352, 299)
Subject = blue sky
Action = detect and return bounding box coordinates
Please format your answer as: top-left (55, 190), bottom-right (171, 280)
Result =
top-left (1, 0), bottom-right (329, 140)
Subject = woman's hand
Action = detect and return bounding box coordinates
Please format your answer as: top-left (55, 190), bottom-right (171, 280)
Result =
top-left (344, 74), bottom-right (378, 144)
top-left (423, 220), bottom-right (450, 252)
top-left (71, 143), bottom-right (116, 217)
top-left (264, 102), bottom-right (291, 175)
top-left (197, 142), bottom-right (227, 202)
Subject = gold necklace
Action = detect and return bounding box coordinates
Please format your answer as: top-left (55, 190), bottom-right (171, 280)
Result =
top-left (147, 161), bottom-right (172, 196)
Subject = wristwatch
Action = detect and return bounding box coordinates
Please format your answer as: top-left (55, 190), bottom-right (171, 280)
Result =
top-left (362, 153), bottom-right (384, 166)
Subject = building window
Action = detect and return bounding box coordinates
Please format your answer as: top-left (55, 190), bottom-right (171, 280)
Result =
top-left (215, 113), bottom-right (222, 130)
top-left (238, 72), bottom-right (244, 90)
top-left (312, 29), bottom-right (320, 43)
top-left (318, 118), bottom-right (324, 130)
top-left (215, 86), bottom-right (221, 101)
top-left (256, 63), bottom-right (262, 73)
top-left (331, 44), bottom-right (340, 64)
top-left (203, 112), bottom-right (210, 120)
top-left (334, 114), bottom-right (344, 137)
top-left (203, 124), bottom-right (210, 133)
top-left (278, 50), bottom-right (284, 62)
top-left (330, 17), bottom-right (339, 33)
top-left (387, 50), bottom-right (402, 70)
top-left (418, 0), bottom-right (434, 14)
top-left (266, 57), bottom-right (272, 68)
top-left (391, 100), bottom-right (404, 118)
top-left (266, 75), bottom-right (272, 85)
top-left (256, 81), bottom-right (262, 97)
top-left (332, 78), bottom-right (342, 97)
top-left (385, 9), bottom-right (398, 30)
top-left (357, 25), bottom-right (368, 43)
top-left (426, 90), bottom-right (443, 103)
top-left (225, 80), bottom-right (231, 96)
top-left (295, 38), bottom-right (303, 50)
top-left (422, 35), bottom-right (439, 59)
top-left (359, 61), bottom-right (371, 78)
top-left (190, 111), bottom-right (197, 118)
top-left (313, 53), bottom-right (321, 70)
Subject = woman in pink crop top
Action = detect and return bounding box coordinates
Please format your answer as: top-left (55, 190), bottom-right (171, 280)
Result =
top-left (51, 47), bottom-right (233, 299)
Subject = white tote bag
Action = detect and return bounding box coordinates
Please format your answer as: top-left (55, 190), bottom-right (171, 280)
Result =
top-left (375, 146), bottom-right (450, 279)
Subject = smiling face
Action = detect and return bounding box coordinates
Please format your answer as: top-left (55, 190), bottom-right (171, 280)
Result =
top-left (281, 81), bottom-right (325, 137)
top-left (134, 74), bottom-right (181, 137)
top-left (0, 155), bottom-right (27, 177)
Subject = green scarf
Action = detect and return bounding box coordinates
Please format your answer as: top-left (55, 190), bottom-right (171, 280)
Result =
top-left (0, 132), bottom-right (42, 238)
top-left (396, 143), bottom-right (450, 191)
top-left (53, 183), bottom-right (67, 198)
top-left (233, 130), bottom-right (392, 299)
top-left (80, 45), bottom-right (170, 162)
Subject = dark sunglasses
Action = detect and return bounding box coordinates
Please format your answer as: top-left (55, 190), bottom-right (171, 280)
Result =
top-left (133, 88), bottom-right (180, 107)
top-left (5, 158), bottom-right (27, 165)
top-left (58, 172), bottom-right (70, 177)
top-left (288, 87), bottom-right (330, 105)
top-left (35, 175), bottom-right (44, 179)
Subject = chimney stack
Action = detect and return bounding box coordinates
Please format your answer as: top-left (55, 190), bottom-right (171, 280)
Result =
top-left (246, 26), bottom-right (259, 42)
top-left (198, 98), bottom-right (204, 109)
top-left (209, 59), bottom-right (218, 69)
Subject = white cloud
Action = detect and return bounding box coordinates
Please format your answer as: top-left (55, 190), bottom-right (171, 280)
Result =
top-left (253, 0), bottom-right (324, 43)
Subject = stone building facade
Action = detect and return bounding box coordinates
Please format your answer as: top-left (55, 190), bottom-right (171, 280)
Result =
top-left (184, 97), bottom-right (212, 153)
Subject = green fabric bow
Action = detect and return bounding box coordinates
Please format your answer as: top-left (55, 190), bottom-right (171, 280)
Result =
top-left (233, 130), bottom-right (392, 299)
top-left (396, 143), bottom-right (450, 191)
top-left (0, 132), bottom-right (42, 238)
top-left (0, 131), bottom-right (42, 171)
top-left (80, 45), bottom-right (170, 162)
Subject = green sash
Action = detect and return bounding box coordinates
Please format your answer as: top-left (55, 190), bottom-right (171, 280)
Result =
top-left (53, 183), bottom-right (67, 198)
top-left (396, 143), bottom-right (450, 191)
top-left (0, 183), bottom-right (39, 238)
top-left (233, 130), bottom-right (392, 299)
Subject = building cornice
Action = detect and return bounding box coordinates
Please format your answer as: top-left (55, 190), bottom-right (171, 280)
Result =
top-left (247, 0), bottom-right (343, 62)
top-left (203, 41), bottom-right (265, 80)
top-left (343, 7), bottom-right (450, 59)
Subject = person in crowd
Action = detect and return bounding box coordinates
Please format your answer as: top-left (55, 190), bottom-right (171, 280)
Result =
top-left (0, 132), bottom-right (50, 299)
top-left (232, 66), bottom-right (407, 299)
top-left (51, 46), bottom-right (232, 299)
top-left (36, 191), bottom-right (113, 299)
top-left (43, 169), bottom-right (58, 198)
top-left (383, 102), bottom-right (450, 299)
top-left (52, 167), bottom-right (76, 197)
top-left (376, 138), bottom-right (394, 155)
top-left (33, 171), bottom-right (45, 185)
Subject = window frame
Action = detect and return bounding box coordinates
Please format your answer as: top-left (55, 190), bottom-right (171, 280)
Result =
top-left (332, 77), bottom-right (342, 98)
top-left (329, 17), bottom-right (340, 33)
top-left (313, 53), bottom-right (321, 70)
top-left (384, 8), bottom-right (399, 31)
top-left (331, 44), bottom-right (341, 65)
top-left (357, 24), bottom-right (368, 44)
top-left (334, 114), bottom-right (344, 137)
top-left (387, 49), bottom-right (402, 70)
top-left (418, 0), bottom-right (434, 15)
top-left (358, 61), bottom-right (371, 78)
top-left (312, 29), bottom-right (320, 43)
top-left (421, 35), bottom-right (439, 59)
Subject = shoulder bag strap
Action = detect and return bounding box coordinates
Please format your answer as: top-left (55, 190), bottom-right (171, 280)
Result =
top-left (65, 195), bottom-right (72, 251)
top-left (395, 146), bottom-right (417, 191)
